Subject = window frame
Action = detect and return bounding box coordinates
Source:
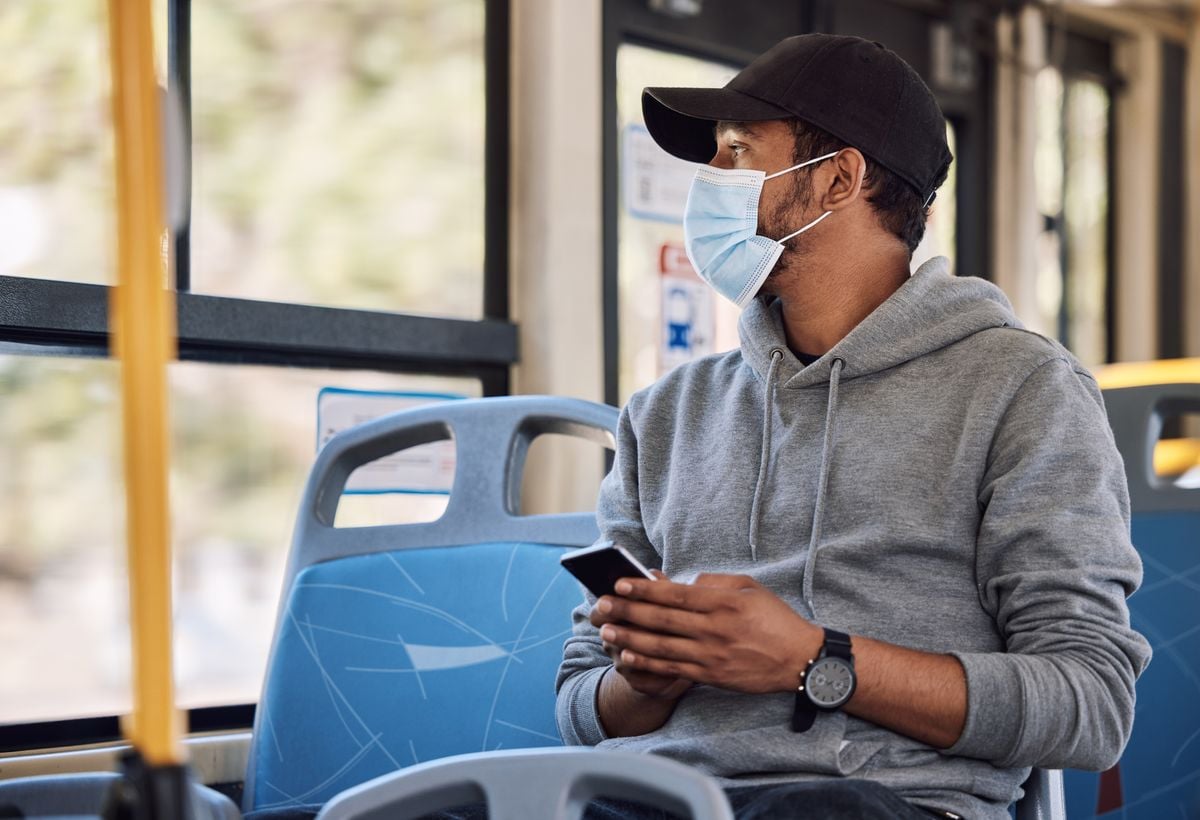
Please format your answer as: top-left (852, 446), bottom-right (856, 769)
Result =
top-left (0, 0), bottom-right (512, 749)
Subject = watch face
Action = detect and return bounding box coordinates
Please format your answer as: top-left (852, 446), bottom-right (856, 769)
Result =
top-left (805, 657), bottom-right (855, 709)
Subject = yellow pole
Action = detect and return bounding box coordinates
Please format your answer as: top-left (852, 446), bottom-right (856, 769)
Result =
top-left (106, 0), bottom-right (182, 766)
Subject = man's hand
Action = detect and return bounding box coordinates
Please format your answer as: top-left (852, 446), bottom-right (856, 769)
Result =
top-left (591, 573), bottom-right (823, 694)
top-left (593, 570), bottom-right (692, 700)
top-left (590, 570), bottom-right (967, 748)
top-left (590, 570), bottom-right (690, 738)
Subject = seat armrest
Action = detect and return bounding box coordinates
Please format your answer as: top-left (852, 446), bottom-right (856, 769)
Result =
top-left (315, 747), bottom-right (734, 820)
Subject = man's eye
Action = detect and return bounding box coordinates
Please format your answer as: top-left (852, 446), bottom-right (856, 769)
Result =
top-left (729, 144), bottom-right (746, 156)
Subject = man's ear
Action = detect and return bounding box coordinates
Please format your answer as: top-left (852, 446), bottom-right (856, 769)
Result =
top-left (819, 148), bottom-right (867, 211)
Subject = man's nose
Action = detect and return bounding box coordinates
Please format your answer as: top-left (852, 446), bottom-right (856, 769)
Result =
top-left (708, 148), bottom-right (734, 169)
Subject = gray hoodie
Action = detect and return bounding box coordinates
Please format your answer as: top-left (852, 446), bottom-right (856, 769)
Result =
top-left (556, 257), bottom-right (1151, 819)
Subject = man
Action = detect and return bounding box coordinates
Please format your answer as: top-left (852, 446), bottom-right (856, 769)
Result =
top-left (556, 34), bottom-right (1151, 820)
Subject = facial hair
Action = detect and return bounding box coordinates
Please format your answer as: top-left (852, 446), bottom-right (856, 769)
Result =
top-left (760, 172), bottom-right (817, 285)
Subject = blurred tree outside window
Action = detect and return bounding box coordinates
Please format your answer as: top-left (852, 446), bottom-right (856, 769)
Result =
top-left (1035, 65), bottom-right (1110, 368)
top-left (0, 2), bottom-right (115, 285)
top-left (190, 0), bottom-right (486, 318)
top-left (0, 353), bottom-right (478, 724)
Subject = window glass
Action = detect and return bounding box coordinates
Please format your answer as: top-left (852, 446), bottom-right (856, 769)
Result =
top-left (0, 352), bottom-right (479, 723)
top-left (0, 3), bottom-right (115, 286)
top-left (914, 121), bottom-right (957, 273)
top-left (1035, 66), bottom-right (1110, 367)
top-left (1035, 66), bottom-right (1066, 342)
top-left (0, 355), bottom-right (125, 723)
top-left (1062, 79), bottom-right (1109, 367)
top-left (615, 44), bottom-right (738, 405)
top-left (189, 0), bottom-right (486, 318)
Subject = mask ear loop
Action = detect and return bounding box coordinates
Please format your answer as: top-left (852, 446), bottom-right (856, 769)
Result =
top-left (923, 189), bottom-right (937, 208)
top-left (764, 151), bottom-right (840, 181)
top-left (769, 151), bottom-right (840, 244)
top-left (778, 210), bottom-right (834, 244)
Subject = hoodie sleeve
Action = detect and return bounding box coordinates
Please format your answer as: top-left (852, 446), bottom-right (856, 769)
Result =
top-left (555, 399), bottom-right (664, 746)
top-left (945, 357), bottom-right (1152, 770)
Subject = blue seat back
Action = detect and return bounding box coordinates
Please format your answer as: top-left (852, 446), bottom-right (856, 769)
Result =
top-left (245, 396), bottom-right (618, 813)
top-left (1063, 384), bottom-right (1200, 817)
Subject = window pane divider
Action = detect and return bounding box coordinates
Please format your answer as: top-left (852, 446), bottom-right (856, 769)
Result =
top-left (0, 275), bottom-right (517, 370)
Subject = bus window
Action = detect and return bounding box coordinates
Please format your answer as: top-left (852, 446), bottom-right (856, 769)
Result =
top-left (190, 0), bottom-right (486, 319)
top-left (1036, 66), bottom-right (1111, 368)
top-left (0, 3), bottom-right (114, 287)
top-left (914, 121), bottom-right (958, 274)
top-left (615, 43), bottom-right (737, 404)
top-left (0, 352), bottom-right (479, 723)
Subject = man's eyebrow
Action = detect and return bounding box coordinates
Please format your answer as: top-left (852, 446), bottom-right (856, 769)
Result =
top-left (714, 121), bottom-right (761, 139)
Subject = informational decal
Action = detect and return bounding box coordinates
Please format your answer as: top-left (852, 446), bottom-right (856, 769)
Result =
top-left (659, 241), bottom-right (714, 375)
top-left (622, 123), bottom-right (699, 223)
top-left (316, 389), bottom-right (464, 494)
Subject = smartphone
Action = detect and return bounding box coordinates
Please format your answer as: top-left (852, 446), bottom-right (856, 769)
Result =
top-left (559, 542), bottom-right (657, 598)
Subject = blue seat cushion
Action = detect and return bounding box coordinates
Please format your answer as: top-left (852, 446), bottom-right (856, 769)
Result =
top-left (1064, 511), bottom-right (1200, 817)
top-left (249, 541), bottom-right (586, 812)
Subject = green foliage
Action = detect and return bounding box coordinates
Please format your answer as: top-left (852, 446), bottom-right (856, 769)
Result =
top-left (0, 0), bottom-right (486, 567)
top-left (189, 0), bottom-right (485, 315)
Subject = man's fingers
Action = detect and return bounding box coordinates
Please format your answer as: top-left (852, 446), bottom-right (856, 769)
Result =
top-left (619, 649), bottom-right (706, 683)
top-left (600, 596), bottom-right (708, 636)
top-left (600, 623), bottom-right (704, 663)
top-left (613, 577), bottom-right (727, 612)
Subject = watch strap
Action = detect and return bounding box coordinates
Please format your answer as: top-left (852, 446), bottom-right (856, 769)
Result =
top-left (824, 628), bottom-right (853, 661)
top-left (791, 690), bottom-right (816, 732)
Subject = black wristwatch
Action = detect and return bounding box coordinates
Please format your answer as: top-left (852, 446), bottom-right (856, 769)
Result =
top-left (791, 628), bottom-right (856, 732)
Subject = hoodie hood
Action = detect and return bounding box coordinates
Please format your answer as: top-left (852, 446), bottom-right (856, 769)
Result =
top-left (738, 257), bottom-right (1019, 388)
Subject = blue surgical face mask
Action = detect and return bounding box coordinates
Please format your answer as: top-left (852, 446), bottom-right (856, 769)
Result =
top-left (683, 151), bottom-right (838, 308)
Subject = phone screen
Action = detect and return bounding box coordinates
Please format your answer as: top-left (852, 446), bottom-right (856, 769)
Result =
top-left (559, 543), bottom-right (656, 598)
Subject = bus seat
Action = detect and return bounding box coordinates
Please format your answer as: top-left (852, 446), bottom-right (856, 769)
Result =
top-left (313, 747), bottom-right (734, 820)
top-left (243, 396), bottom-right (618, 815)
top-left (1060, 382), bottom-right (1200, 817)
top-left (0, 771), bottom-right (239, 819)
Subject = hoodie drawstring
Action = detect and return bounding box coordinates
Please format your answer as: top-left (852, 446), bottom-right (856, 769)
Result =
top-left (748, 348), bottom-right (783, 561)
top-left (802, 357), bottom-right (844, 615)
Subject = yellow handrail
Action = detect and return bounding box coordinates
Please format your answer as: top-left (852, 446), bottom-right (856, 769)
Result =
top-left (106, 0), bottom-right (182, 766)
top-left (1094, 358), bottom-right (1200, 390)
top-left (1156, 439), bottom-right (1200, 478)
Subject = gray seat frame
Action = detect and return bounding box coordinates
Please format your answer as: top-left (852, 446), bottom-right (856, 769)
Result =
top-left (279, 394), bottom-right (619, 594)
top-left (314, 748), bottom-right (734, 820)
top-left (0, 771), bottom-right (239, 820)
top-left (1103, 382), bottom-right (1200, 511)
top-left (1016, 766), bottom-right (1065, 820)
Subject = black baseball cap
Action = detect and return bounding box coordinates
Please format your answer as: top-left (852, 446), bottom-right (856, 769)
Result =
top-left (643, 35), bottom-right (952, 201)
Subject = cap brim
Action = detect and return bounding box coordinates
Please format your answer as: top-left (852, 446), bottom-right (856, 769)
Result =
top-left (642, 87), bottom-right (793, 163)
